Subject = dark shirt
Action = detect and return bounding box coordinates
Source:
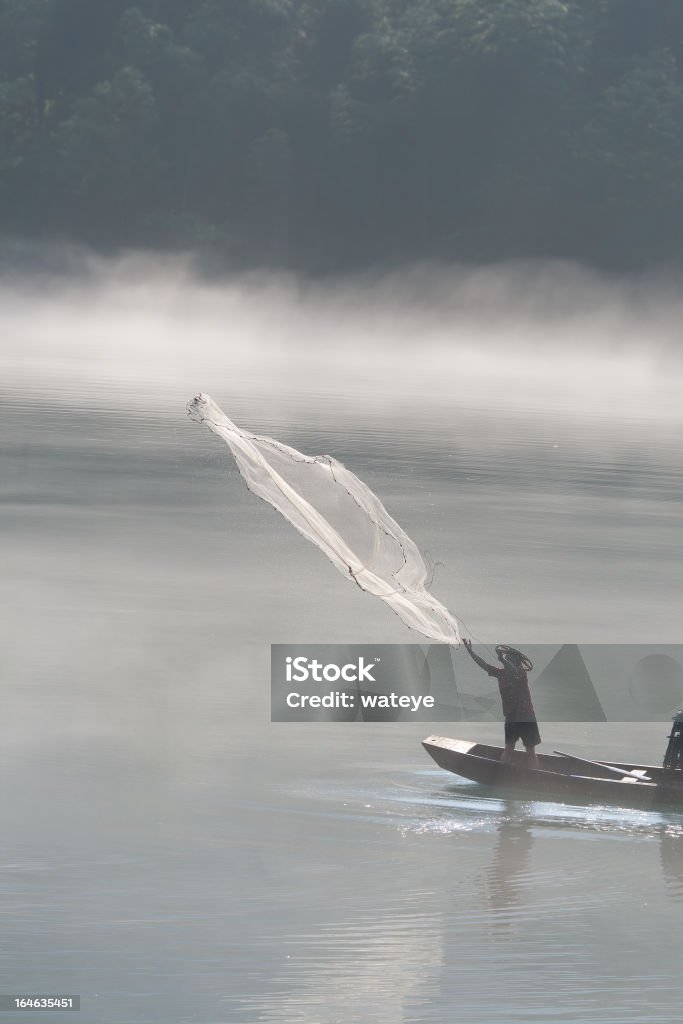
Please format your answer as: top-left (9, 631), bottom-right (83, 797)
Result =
top-left (466, 648), bottom-right (536, 722)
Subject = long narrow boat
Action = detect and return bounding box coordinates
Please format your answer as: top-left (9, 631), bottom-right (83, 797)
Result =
top-left (422, 736), bottom-right (683, 811)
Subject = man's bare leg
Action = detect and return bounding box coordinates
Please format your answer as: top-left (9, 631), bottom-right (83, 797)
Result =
top-left (501, 743), bottom-right (516, 764)
top-left (525, 746), bottom-right (539, 770)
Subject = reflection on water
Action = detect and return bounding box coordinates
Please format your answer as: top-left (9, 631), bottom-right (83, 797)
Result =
top-left (484, 817), bottom-right (535, 920)
top-left (3, 258), bottom-right (683, 1022)
top-left (250, 896), bottom-right (443, 1024)
top-left (254, 749), bottom-right (683, 1024)
top-left (660, 824), bottom-right (683, 897)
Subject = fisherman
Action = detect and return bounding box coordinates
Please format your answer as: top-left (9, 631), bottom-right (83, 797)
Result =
top-left (463, 639), bottom-right (540, 769)
top-left (663, 710), bottom-right (683, 770)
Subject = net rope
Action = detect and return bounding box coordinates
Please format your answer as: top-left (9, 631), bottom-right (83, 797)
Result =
top-left (188, 393), bottom-right (461, 645)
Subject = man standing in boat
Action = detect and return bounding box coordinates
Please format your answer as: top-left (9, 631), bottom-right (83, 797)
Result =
top-left (463, 640), bottom-right (541, 769)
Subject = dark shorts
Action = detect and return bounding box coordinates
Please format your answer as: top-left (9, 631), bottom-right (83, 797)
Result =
top-left (505, 720), bottom-right (541, 748)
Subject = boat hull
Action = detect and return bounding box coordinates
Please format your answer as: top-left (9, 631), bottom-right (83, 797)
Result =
top-left (422, 736), bottom-right (683, 811)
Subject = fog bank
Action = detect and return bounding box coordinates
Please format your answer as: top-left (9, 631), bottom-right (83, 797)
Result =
top-left (2, 250), bottom-right (682, 429)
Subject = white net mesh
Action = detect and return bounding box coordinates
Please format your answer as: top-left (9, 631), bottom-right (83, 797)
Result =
top-left (188, 393), bottom-right (461, 644)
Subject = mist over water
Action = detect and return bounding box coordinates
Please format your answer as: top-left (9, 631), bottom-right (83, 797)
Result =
top-left (3, 248), bottom-right (683, 1022)
top-left (4, 249), bottom-right (683, 425)
top-left (4, 249), bottom-right (683, 640)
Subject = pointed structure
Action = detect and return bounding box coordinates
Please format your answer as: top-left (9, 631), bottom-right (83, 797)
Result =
top-left (532, 644), bottom-right (606, 721)
top-left (405, 645), bottom-right (464, 722)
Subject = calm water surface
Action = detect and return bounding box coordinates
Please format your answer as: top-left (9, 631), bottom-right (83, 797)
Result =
top-left (2, 265), bottom-right (683, 1022)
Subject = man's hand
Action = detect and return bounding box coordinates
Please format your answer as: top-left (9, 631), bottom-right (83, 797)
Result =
top-left (462, 638), bottom-right (472, 648)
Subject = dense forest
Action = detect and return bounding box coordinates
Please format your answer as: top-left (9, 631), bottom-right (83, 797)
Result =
top-left (2, 0), bottom-right (683, 270)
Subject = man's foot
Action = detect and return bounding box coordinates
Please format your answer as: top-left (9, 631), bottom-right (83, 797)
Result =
top-left (525, 749), bottom-right (539, 770)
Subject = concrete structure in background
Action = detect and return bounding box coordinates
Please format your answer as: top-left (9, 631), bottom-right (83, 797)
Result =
top-left (447, 644), bottom-right (683, 722)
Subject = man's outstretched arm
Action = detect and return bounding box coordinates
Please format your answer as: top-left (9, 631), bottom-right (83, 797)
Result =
top-left (462, 638), bottom-right (500, 676)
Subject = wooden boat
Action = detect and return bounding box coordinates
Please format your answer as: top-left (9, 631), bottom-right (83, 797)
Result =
top-left (422, 735), bottom-right (683, 811)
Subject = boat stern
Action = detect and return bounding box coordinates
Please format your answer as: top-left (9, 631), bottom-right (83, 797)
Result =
top-left (422, 736), bottom-right (477, 758)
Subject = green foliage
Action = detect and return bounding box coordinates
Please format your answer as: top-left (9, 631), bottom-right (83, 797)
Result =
top-left (0, 0), bottom-right (50, 77)
top-left (47, 66), bottom-right (163, 238)
top-left (3, 0), bottom-right (683, 268)
top-left (574, 48), bottom-right (683, 262)
top-left (0, 75), bottom-right (37, 177)
top-left (588, 50), bottom-right (683, 187)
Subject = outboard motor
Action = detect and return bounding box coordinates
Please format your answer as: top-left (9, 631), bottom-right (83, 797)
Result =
top-left (663, 710), bottom-right (683, 769)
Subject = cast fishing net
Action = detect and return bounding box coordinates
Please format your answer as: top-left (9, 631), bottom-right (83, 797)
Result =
top-left (187, 393), bottom-right (461, 645)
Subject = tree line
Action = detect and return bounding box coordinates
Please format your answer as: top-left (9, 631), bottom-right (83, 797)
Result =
top-left (2, 0), bottom-right (683, 270)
